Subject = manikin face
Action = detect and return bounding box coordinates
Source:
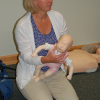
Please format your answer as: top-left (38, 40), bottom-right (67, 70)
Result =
top-left (56, 35), bottom-right (73, 53)
top-left (34, 0), bottom-right (53, 12)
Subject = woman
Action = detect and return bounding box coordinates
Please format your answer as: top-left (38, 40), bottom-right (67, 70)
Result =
top-left (15, 0), bottom-right (79, 100)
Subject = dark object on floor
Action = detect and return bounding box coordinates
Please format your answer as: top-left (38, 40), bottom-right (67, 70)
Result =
top-left (0, 60), bottom-right (14, 100)
top-left (0, 90), bottom-right (4, 100)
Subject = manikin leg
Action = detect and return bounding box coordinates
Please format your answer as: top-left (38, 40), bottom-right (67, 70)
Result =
top-left (33, 69), bottom-right (52, 82)
top-left (31, 65), bottom-right (44, 79)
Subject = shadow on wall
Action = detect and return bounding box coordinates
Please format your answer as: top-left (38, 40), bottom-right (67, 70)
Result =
top-left (12, 0), bottom-right (28, 54)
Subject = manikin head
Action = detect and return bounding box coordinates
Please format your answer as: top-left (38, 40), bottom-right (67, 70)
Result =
top-left (56, 34), bottom-right (73, 53)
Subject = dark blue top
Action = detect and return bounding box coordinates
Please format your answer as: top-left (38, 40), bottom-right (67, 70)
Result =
top-left (31, 15), bottom-right (57, 72)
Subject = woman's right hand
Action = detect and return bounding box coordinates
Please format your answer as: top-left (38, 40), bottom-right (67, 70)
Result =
top-left (41, 46), bottom-right (67, 64)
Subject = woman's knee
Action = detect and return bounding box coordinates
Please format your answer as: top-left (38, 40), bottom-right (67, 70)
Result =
top-left (20, 80), bottom-right (54, 100)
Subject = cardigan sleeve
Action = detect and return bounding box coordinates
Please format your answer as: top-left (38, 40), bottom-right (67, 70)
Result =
top-left (15, 25), bottom-right (42, 65)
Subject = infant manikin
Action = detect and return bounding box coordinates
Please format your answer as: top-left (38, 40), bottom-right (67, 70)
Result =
top-left (31, 34), bottom-right (74, 82)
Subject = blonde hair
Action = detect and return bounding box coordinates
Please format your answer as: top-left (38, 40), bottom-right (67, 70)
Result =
top-left (23, 0), bottom-right (38, 14)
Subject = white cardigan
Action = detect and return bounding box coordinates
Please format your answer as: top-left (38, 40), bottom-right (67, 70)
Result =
top-left (15, 10), bottom-right (67, 89)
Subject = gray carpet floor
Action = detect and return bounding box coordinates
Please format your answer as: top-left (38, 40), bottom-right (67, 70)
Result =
top-left (6, 64), bottom-right (100, 100)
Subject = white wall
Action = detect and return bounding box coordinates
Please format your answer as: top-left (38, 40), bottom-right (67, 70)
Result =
top-left (0, 0), bottom-right (100, 56)
top-left (0, 0), bottom-right (26, 56)
top-left (52, 0), bottom-right (100, 45)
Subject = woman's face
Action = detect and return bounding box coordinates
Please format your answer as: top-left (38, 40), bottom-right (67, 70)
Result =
top-left (34, 0), bottom-right (53, 12)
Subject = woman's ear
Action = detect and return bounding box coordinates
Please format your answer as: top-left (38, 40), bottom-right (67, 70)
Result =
top-left (34, 0), bottom-right (37, 6)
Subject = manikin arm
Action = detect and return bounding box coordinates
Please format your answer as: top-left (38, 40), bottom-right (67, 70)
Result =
top-left (31, 44), bottom-right (46, 57)
top-left (66, 63), bottom-right (74, 80)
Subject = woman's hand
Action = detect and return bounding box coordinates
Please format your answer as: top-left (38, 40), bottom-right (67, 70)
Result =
top-left (41, 46), bottom-right (67, 64)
